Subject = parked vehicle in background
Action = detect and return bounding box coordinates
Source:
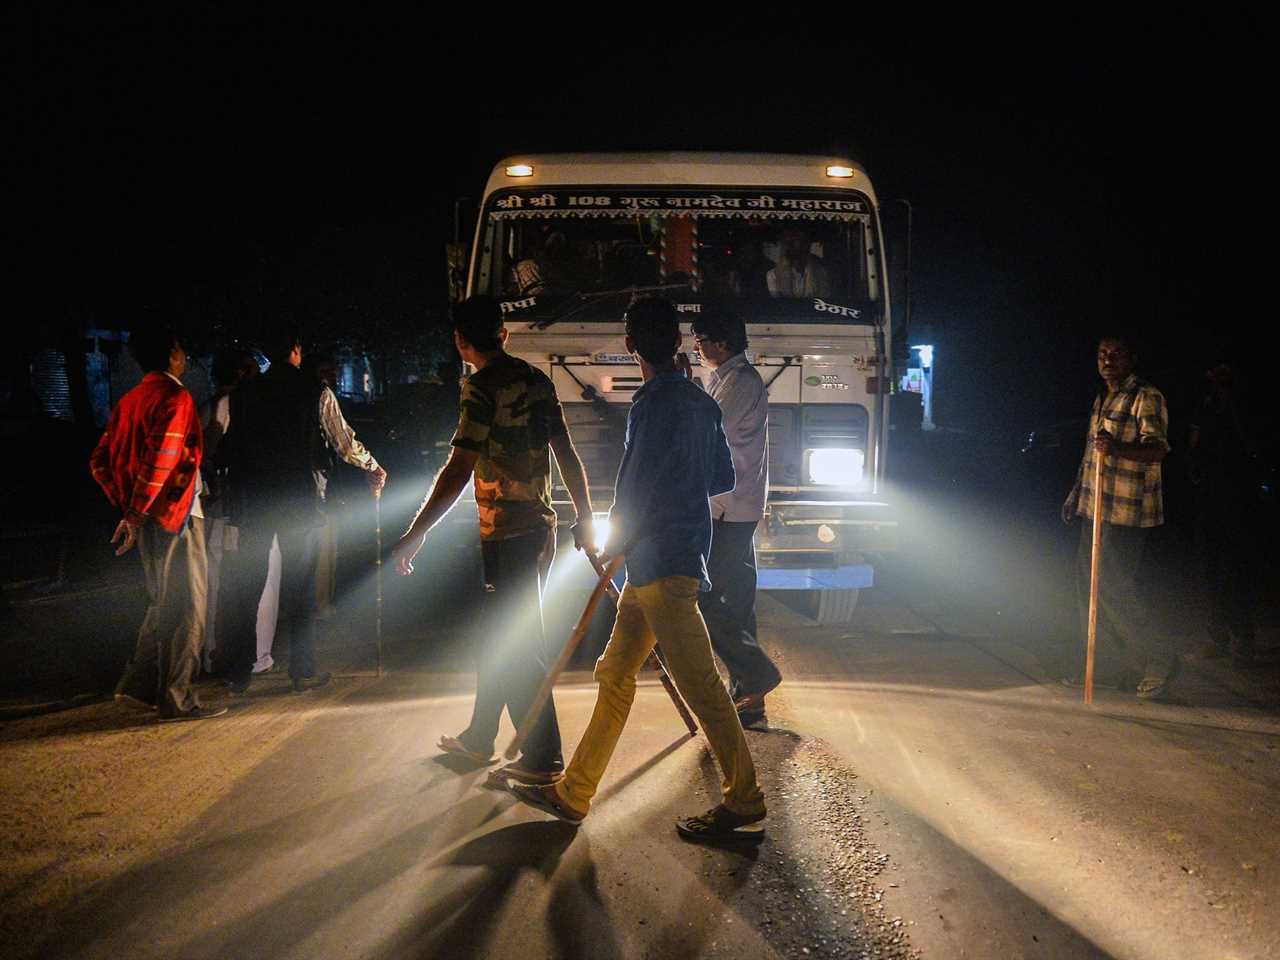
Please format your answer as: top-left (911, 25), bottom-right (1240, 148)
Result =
top-left (454, 153), bottom-right (899, 622)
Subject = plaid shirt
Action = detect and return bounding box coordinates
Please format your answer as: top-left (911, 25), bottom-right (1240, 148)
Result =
top-left (1072, 374), bottom-right (1169, 527)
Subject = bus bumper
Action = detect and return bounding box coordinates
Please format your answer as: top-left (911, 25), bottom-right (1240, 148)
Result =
top-left (755, 496), bottom-right (896, 590)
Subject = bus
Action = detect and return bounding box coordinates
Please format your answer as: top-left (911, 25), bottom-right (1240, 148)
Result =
top-left (456, 153), bottom-right (897, 622)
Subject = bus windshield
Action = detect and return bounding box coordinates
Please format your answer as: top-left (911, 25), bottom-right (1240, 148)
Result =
top-left (474, 187), bottom-right (879, 324)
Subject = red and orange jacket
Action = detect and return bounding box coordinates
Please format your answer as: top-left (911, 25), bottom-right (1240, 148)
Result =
top-left (90, 373), bottom-right (203, 533)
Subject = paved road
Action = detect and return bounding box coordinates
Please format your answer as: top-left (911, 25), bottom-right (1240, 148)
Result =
top-left (2, 594), bottom-right (1276, 959)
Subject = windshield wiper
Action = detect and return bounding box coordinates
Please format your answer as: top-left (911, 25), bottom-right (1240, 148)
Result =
top-left (530, 282), bottom-right (694, 330)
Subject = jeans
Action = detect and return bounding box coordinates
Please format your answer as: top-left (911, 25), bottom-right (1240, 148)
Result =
top-left (1074, 521), bottom-right (1168, 679)
top-left (223, 524), bottom-right (320, 682)
top-left (116, 517), bottom-right (208, 715)
top-left (700, 519), bottom-right (781, 700)
top-left (458, 526), bottom-right (562, 771)
top-left (556, 575), bottom-right (765, 817)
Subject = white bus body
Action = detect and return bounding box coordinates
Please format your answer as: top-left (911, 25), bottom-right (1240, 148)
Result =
top-left (466, 153), bottom-right (897, 621)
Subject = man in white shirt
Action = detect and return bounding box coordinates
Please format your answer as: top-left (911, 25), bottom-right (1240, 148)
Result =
top-left (219, 330), bottom-right (386, 695)
top-left (766, 228), bottom-right (831, 298)
top-left (691, 310), bottom-right (782, 727)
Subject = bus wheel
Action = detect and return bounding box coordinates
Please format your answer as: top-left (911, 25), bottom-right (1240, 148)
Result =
top-left (813, 588), bottom-right (860, 625)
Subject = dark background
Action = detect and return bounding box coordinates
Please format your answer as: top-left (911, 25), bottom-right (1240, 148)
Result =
top-left (5, 9), bottom-right (1275, 704)
top-left (24, 10), bottom-right (1267, 436)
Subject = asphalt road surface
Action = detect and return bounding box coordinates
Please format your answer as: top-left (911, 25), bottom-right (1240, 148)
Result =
top-left (2, 591), bottom-right (1277, 960)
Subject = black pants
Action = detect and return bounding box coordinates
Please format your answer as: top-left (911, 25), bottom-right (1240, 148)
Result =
top-left (459, 526), bottom-right (562, 770)
top-left (1197, 494), bottom-right (1259, 648)
top-left (699, 519), bottom-right (781, 701)
top-left (1074, 522), bottom-right (1168, 680)
top-left (116, 517), bottom-right (207, 716)
top-left (222, 524), bottom-right (320, 682)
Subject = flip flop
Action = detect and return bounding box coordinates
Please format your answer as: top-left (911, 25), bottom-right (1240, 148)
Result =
top-left (437, 735), bottom-right (498, 766)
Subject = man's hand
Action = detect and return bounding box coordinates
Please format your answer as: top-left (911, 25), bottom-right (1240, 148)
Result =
top-left (1061, 492), bottom-right (1078, 525)
top-left (570, 517), bottom-right (596, 554)
top-left (111, 518), bottom-right (141, 556)
top-left (1092, 432), bottom-right (1116, 456)
top-left (367, 466), bottom-right (388, 495)
top-left (676, 352), bottom-right (693, 380)
top-left (393, 532), bottom-right (425, 576)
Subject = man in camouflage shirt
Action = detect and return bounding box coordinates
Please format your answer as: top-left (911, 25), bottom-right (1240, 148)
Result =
top-left (1062, 334), bottom-right (1173, 699)
top-left (394, 296), bottom-right (595, 782)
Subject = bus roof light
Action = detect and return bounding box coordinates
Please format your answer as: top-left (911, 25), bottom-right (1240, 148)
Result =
top-left (825, 165), bottom-right (855, 178)
top-left (505, 164), bottom-right (534, 177)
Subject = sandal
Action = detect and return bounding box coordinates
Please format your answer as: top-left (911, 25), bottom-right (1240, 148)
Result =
top-left (510, 781), bottom-right (586, 825)
top-left (1136, 657), bottom-right (1181, 701)
top-left (676, 804), bottom-right (766, 845)
top-left (437, 735), bottom-right (497, 766)
top-left (484, 760), bottom-right (563, 790)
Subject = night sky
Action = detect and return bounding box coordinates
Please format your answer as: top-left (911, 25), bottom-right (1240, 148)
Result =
top-left (30, 11), bottom-right (1266, 435)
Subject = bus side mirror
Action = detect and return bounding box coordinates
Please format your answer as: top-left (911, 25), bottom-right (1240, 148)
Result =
top-left (446, 241), bottom-right (469, 304)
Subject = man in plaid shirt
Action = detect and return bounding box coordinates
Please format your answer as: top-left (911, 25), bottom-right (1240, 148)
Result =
top-left (1062, 334), bottom-right (1172, 698)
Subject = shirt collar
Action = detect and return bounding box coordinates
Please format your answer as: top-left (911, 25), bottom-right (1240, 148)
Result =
top-left (633, 369), bottom-right (687, 400)
top-left (708, 352), bottom-right (748, 385)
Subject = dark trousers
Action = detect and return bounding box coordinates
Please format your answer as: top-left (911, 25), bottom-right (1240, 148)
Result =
top-left (116, 517), bottom-right (207, 715)
top-left (699, 519), bottom-right (781, 700)
top-left (222, 524), bottom-right (319, 682)
top-left (1075, 521), bottom-right (1167, 679)
top-left (1198, 496), bottom-right (1259, 648)
top-left (459, 526), bottom-right (562, 770)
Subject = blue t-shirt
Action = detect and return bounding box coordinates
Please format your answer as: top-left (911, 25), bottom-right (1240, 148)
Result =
top-left (606, 372), bottom-right (735, 588)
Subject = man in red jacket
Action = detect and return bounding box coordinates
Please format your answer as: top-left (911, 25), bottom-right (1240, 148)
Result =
top-left (90, 326), bottom-right (227, 722)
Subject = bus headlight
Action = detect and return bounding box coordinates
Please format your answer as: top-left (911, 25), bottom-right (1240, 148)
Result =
top-left (806, 448), bottom-right (864, 486)
top-left (592, 512), bottom-right (612, 549)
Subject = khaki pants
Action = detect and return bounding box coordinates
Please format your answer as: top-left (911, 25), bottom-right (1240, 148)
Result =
top-left (556, 575), bottom-right (765, 817)
top-left (116, 517), bottom-right (207, 715)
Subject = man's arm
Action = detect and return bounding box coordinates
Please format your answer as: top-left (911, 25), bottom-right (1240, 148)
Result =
top-left (1094, 387), bottom-right (1170, 463)
top-left (549, 432), bottom-right (595, 550)
top-left (603, 407), bottom-right (643, 558)
top-left (318, 387), bottom-right (386, 491)
top-left (113, 392), bottom-right (199, 554)
top-left (709, 412), bottom-right (736, 499)
top-left (89, 427), bottom-right (116, 507)
top-left (392, 447), bottom-right (478, 574)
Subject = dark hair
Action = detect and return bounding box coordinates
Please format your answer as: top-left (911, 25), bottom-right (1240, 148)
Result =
top-left (691, 308), bottom-right (748, 354)
top-left (453, 295), bottom-right (504, 353)
top-left (1097, 331), bottom-right (1140, 359)
top-left (264, 325), bottom-right (304, 365)
top-left (624, 296), bottom-right (681, 366)
top-left (130, 325), bottom-right (181, 373)
top-left (304, 352), bottom-right (337, 387)
top-left (212, 348), bottom-right (257, 387)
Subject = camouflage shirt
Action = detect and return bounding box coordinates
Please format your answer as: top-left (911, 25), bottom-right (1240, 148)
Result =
top-left (451, 353), bottom-right (568, 541)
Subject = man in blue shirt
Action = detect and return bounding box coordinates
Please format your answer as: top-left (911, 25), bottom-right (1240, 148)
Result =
top-left (511, 297), bottom-right (767, 845)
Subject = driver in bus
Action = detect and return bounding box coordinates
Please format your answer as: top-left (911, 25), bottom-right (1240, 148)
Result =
top-left (766, 227), bottom-right (831, 298)
top-left (512, 225), bottom-right (572, 297)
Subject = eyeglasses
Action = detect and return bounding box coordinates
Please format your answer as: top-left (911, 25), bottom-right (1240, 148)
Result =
top-left (693, 335), bottom-right (717, 346)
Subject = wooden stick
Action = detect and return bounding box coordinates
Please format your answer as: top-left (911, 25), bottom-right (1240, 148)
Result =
top-left (505, 554), bottom-right (626, 760)
top-left (584, 552), bottom-right (699, 736)
top-left (1085, 452), bottom-right (1104, 705)
top-left (374, 488), bottom-right (383, 679)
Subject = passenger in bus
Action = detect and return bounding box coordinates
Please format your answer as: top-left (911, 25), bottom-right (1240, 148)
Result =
top-left (767, 227), bottom-right (831, 298)
top-left (726, 233), bottom-right (774, 298)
